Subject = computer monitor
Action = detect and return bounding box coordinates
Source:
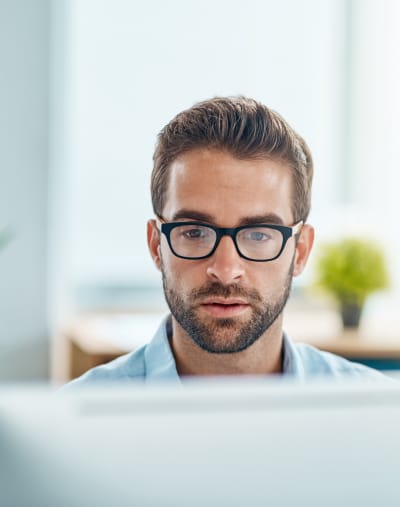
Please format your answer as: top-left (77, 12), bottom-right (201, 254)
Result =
top-left (1, 379), bottom-right (400, 506)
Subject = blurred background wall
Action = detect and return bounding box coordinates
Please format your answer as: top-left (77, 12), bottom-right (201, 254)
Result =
top-left (0, 0), bottom-right (49, 380)
top-left (0, 0), bottom-right (399, 381)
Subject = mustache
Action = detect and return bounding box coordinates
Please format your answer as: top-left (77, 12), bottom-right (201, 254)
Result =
top-left (190, 282), bottom-right (263, 304)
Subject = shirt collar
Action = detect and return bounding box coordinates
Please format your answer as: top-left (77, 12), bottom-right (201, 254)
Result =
top-left (144, 315), bottom-right (181, 383)
top-left (282, 331), bottom-right (306, 380)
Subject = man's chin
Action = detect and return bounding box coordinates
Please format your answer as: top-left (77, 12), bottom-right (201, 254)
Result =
top-left (195, 308), bottom-right (252, 331)
top-left (186, 316), bottom-right (255, 353)
top-left (191, 330), bottom-right (256, 354)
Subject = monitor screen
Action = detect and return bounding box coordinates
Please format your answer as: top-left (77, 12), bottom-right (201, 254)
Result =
top-left (1, 379), bottom-right (399, 506)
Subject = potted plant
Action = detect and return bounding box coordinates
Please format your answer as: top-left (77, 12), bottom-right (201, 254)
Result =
top-left (314, 237), bottom-right (389, 328)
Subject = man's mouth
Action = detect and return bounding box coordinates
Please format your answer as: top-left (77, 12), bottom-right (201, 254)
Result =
top-left (199, 298), bottom-right (250, 318)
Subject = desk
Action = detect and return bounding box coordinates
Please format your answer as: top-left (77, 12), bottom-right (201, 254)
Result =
top-left (61, 310), bottom-right (400, 381)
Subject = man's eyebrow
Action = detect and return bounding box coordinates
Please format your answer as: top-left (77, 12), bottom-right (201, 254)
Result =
top-left (170, 210), bottom-right (285, 226)
top-left (171, 210), bottom-right (215, 222)
top-left (237, 214), bottom-right (285, 226)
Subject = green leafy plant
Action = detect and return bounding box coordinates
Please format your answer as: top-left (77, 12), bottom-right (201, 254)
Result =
top-left (314, 237), bottom-right (390, 326)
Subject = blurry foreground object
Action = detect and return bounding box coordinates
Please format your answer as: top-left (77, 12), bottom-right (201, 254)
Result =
top-left (0, 379), bottom-right (399, 507)
top-left (314, 238), bottom-right (389, 328)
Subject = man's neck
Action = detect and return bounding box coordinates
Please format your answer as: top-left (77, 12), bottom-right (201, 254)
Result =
top-left (168, 316), bottom-right (284, 376)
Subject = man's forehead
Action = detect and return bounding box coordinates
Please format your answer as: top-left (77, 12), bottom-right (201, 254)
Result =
top-left (171, 148), bottom-right (286, 170)
top-left (170, 148), bottom-right (290, 180)
top-left (161, 148), bottom-right (294, 225)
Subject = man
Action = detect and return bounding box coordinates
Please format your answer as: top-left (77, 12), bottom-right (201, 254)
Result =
top-left (68, 96), bottom-right (386, 385)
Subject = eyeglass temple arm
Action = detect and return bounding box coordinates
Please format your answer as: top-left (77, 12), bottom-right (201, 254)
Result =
top-left (292, 220), bottom-right (304, 236)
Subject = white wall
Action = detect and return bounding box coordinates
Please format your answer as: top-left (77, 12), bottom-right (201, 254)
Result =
top-left (0, 0), bottom-right (49, 380)
top-left (48, 0), bottom-right (348, 324)
top-left (348, 0), bottom-right (400, 291)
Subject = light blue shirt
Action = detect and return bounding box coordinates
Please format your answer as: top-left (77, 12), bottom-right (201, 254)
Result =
top-left (66, 315), bottom-right (388, 387)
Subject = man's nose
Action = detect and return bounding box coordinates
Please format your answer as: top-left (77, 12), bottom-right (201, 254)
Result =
top-left (206, 235), bottom-right (245, 285)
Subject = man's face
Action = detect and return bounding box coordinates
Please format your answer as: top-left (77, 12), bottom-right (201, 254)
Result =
top-left (148, 148), bottom-right (313, 354)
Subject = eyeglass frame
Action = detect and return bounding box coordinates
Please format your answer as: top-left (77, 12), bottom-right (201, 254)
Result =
top-left (156, 216), bottom-right (304, 262)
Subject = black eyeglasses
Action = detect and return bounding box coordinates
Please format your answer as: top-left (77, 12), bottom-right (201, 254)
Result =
top-left (157, 218), bottom-right (303, 262)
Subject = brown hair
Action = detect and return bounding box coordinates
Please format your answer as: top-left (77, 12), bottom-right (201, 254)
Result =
top-left (151, 96), bottom-right (313, 222)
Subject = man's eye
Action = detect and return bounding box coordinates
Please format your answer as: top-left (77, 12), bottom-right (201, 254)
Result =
top-left (251, 232), bottom-right (268, 241)
top-left (246, 230), bottom-right (271, 242)
top-left (182, 228), bottom-right (207, 239)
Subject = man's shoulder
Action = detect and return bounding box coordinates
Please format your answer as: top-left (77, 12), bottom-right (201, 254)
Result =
top-left (62, 345), bottom-right (148, 389)
top-left (293, 341), bottom-right (389, 380)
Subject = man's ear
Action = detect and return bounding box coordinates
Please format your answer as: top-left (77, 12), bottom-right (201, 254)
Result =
top-left (293, 224), bottom-right (315, 277)
top-left (147, 219), bottom-right (162, 270)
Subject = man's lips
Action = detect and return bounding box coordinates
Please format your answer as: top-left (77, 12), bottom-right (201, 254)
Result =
top-left (201, 297), bottom-right (248, 305)
top-left (199, 298), bottom-right (250, 318)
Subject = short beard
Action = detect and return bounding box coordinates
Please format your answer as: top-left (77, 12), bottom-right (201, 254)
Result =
top-left (162, 261), bottom-right (294, 354)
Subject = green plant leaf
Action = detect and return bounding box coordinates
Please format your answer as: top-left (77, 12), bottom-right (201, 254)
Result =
top-left (313, 237), bottom-right (390, 306)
